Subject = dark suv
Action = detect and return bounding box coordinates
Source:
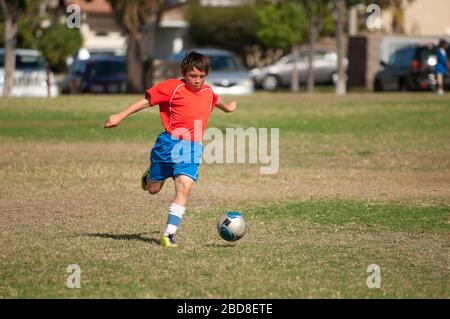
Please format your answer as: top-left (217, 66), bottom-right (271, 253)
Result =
top-left (374, 44), bottom-right (450, 91)
top-left (62, 55), bottom-right (126, 94)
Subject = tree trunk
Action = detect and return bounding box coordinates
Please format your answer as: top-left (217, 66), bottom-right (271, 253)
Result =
top-left (126, 35), bottom-right (144, 93)
top-left (2, 11), bottom-right (18, 97)
top-left (391, 0), bottom-right (404, 34)
top-left (142, 21), bottom-right (158, 90)
top-left (335, 0), bottom-right (346, 95)
top-left (307, 20), bottom-right (316, 93)
top-left (290, 45), bottom-right (299, 92)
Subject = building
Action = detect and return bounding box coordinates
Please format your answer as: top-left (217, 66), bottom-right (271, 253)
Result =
top-left (381, 0), bottom-right (450, 37)
top-left (64, 0), bottom-right (125, 55)
top-left (63, 0), bottom-right (192, 59)
top-left (63, 0), bottom-right (254, 61)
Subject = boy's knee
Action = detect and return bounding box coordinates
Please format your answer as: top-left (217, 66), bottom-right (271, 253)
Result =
top-left (177, 181), bottom-right (192, 193)
top-left (148, 188), bottom-right (160, 195)
top-left (148, 182), bottom-right (163, 194)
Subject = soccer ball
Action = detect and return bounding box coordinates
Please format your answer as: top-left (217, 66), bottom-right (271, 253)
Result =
top-left (217, 211), bottom-right (246, 242)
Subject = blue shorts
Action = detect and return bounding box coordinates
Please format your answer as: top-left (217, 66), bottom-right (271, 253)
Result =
top-left (148, 132), bottom-right (203, 182)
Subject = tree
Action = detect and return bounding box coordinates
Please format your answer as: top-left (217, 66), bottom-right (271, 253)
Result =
top-left (0, 1), bottom-right (82, 73)
top-left (188, 1), bottom-right (286, 71)
top-left (382, 0), bottom-right (414, 34)
top-left (298, 0), bottom-right (333, 93)
top-left (334, 0), bottom-right (346, 95)
top-left (108, 0), bottom-right (166, 93)
top-left (255, 1), bottom-right (306, 91)
top-left (0, 0), bottom-right (29, 97)
top-left (39, 23), bottom-right (82, 73)
top-left (334, 0), bottom-right (416, 95)
top-left (188, 2), bottom-right (261, 61)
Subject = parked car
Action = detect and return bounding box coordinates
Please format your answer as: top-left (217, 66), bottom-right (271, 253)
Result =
top-left (250, 48), bottom-right (346, 91)
top-left (0, 48), bottom-right (58, 97)
top-left (373, 44), bottom-right (450, 91)
top-left (62, 55), bottom-right (126, 94)
top-left (169, 48), bottom-right (254, 95)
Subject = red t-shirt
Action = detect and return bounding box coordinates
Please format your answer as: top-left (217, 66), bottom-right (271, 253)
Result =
top-left (145, 79), bottom-right (219, 142)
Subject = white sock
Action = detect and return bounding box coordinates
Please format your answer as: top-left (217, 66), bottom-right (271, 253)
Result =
top-left (163, 203), bottom-right (185, 236)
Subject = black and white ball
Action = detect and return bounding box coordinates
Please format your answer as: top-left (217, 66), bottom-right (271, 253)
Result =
top-left (217, 211), bottom-right (246, 242)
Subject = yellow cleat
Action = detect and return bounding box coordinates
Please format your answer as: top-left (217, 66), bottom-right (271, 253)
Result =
top-left (141, 169), bottom-right (149, 191)
top-left (160, 235), bottom-right (178, 247)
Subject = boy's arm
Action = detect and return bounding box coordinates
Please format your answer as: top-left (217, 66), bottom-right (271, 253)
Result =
top-left (104, 98), bottom-right (149, 128)
top-left (215, 97), bottom-right (237, 113)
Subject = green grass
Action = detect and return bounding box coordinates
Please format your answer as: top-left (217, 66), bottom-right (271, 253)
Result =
top-left (0, 199), bottom-right (448, 298)
top-left (0, 92), bottom-right (449, 298)
top-left (249, 199), bottom-right (450, 233)
top-left (1, 94), bottom-right (449, 146)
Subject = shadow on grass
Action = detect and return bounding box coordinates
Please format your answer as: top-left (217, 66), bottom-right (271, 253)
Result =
top-left (205, 242), bottom-right (238, 248)
top-left (83, 232), bottom-right (160, 245)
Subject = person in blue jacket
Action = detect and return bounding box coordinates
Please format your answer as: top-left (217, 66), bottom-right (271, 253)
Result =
top-left (435, 39), bottom-right (449, 95)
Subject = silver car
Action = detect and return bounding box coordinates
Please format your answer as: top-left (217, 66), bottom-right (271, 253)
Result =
top-left (169, 48), bottom-right (254, 95)
top-left (250, 48), bottom-right (346, 91)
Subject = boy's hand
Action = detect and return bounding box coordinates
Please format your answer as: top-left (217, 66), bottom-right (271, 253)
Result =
top-left (216, 98), bottom-right (237, 113)
top-left (104, 114), bottom-right (123, 128)
top-left (227, 100), bottom-right (237, 112)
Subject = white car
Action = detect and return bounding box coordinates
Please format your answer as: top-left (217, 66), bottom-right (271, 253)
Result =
top-left (0, 48), bottom-right (58, 97)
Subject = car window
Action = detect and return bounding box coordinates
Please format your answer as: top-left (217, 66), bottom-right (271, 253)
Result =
top-left (87, 61), bottom-right (125, 76)
top-left (284, 50), bottom-right (330, 63)
top-left (314, 50), bottom-right (328, 59)
top-left (387, 50), bottom-right (402, 66)
top-left (169, 52), bottom-right (245, 71)
top-left (398, 49), bottom-right (415, 68)
top-left (16, 54), bottom-right (46, 69)
top-left (0, 53), bottom-right (46, 69)
top-left (69, 59), bottom-right (87, 74)
top-left (209, 55), bottom-right (243, 71)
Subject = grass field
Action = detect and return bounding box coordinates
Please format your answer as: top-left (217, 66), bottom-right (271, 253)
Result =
top-left (0, 92), bottom-right (449, 298)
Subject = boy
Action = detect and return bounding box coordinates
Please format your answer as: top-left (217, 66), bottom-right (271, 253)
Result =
top-left (104, 51), bottom-right (236, 247)
top-left (435, 39), bottom-right (449, 95)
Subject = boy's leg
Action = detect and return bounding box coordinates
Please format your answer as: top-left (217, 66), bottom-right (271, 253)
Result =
top-left (437, 73), bottom-right (444, 94)
top-left (147, 181), bottom-right (165, 194)
top-left (141, 168), bottom-right (166, 194)
top-left (173, 174), bottom-right (194, 206)
top-left (160, 175), bottom-right (195, 247)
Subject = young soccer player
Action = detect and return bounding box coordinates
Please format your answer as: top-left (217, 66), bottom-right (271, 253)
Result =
top-left (104, 51), bottom-right (236, 247)
top-left (435, 39), bottom-right (449, 95)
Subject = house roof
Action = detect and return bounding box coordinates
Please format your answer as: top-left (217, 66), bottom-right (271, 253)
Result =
top-left (64, 0), bottom-right (112, 14)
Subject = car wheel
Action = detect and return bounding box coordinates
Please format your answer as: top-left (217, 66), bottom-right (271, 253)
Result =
top-left (331, 72), bottom-right (339, 85)
top-left (262, 75), bottom-right (279, 91)
top-left (374, 79), bottom-right (383, 92)
top-left (398, 79), bottom-right (407, 91)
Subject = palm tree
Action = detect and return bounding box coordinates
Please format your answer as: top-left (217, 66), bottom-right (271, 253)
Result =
top-left (108, 0), bottom-right (166, 93)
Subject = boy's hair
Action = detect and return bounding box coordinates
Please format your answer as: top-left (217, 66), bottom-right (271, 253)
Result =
top-left (181, 51), bottom-right (210, 75)
top-left (438, 39), bottom-right (448, 48)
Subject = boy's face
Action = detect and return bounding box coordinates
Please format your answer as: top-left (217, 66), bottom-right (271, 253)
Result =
top-left (184, 67), bottom-right (207, 91)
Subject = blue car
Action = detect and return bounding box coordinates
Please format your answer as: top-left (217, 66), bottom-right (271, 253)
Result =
top-left (62, 55), bottom-right (126, 94)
